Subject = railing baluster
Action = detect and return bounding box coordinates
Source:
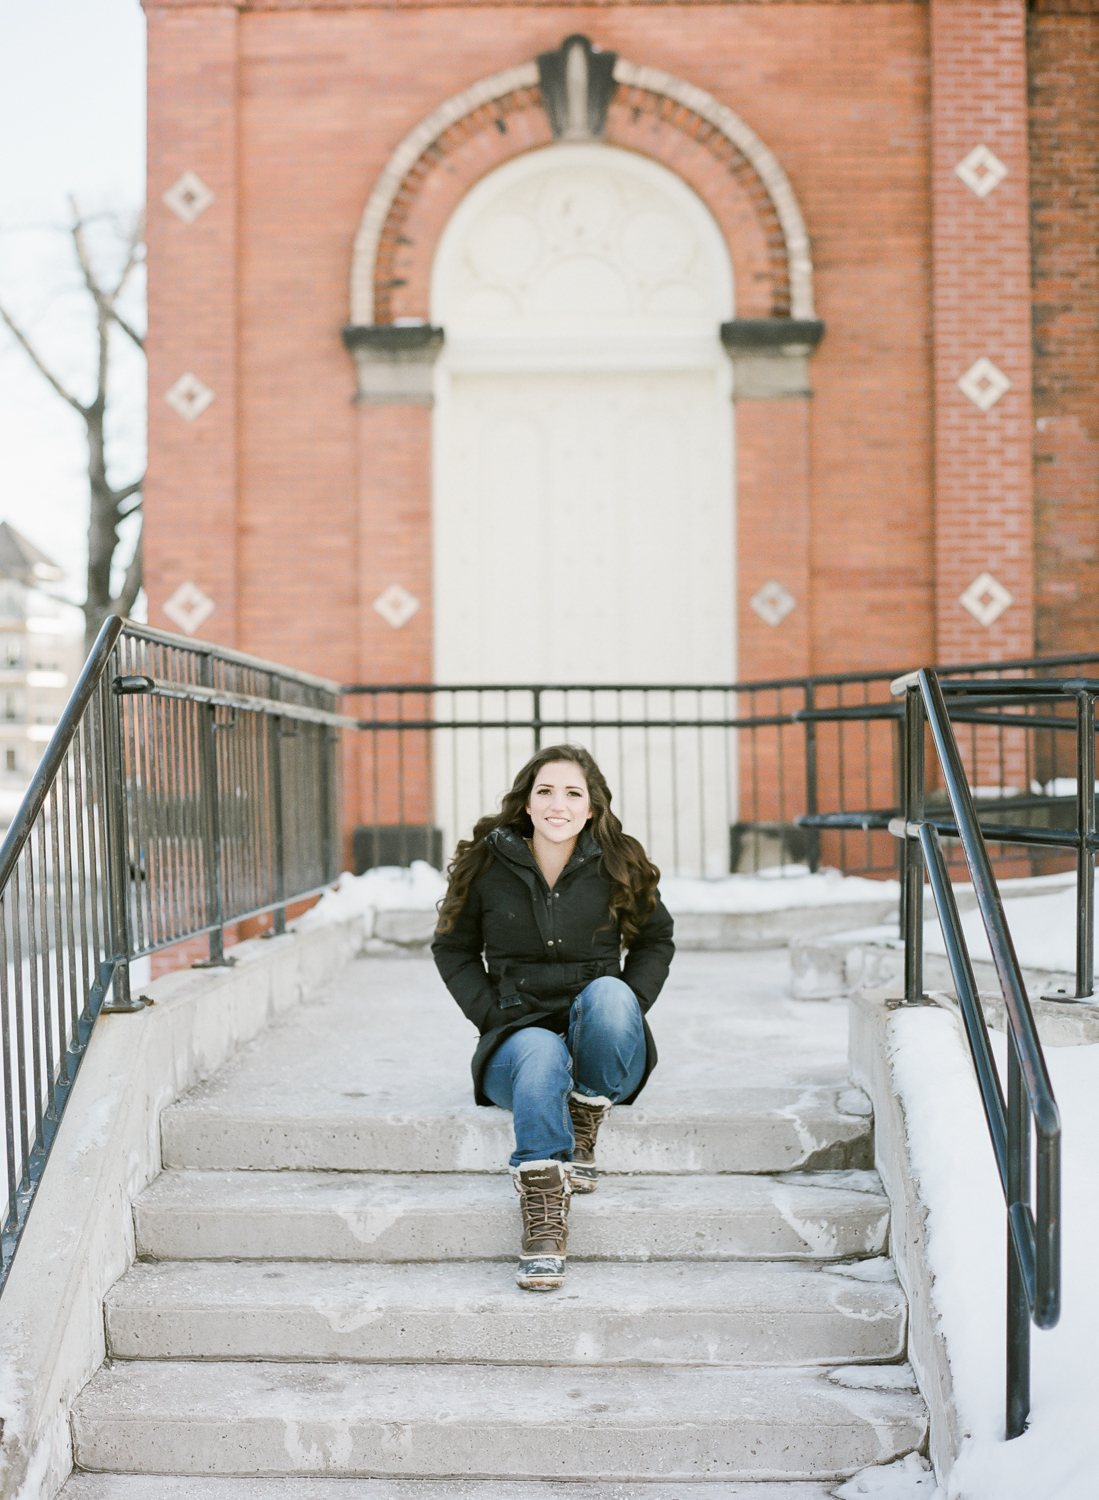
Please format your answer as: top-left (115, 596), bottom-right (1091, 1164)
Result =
top-left (1075, 690), bottom-right (1094, 999)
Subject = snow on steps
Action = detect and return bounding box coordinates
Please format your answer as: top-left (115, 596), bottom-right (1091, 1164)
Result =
top-left (296, 863), bottom-right (899, 953)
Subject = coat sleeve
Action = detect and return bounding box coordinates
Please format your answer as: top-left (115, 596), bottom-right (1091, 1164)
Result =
top-left (621, 894), bottom-right (675, 1014)
top-left (431, 879), bottom-right (500, 1033)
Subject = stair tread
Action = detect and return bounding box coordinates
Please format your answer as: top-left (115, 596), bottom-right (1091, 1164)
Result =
top-left (105, 1258), bottom-right (906, 1366)
top-left (134, 1169), bottom-right (889, 1263)
top-left (110, 1256), bottom-right (902, 1313)
top-left (71, 1361), bottom-right (927, 1482)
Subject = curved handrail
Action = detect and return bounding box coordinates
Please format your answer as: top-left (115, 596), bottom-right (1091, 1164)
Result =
top-left (892, 668), bottom-right (1062, 1438)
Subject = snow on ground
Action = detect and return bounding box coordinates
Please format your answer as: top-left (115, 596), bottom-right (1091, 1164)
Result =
top-left (923, 874), bottom-right (1086, 974)
top-left (296, 860), bottom-right (899, 929)
top-left (891, 1006), bottom-right (1099, 1499)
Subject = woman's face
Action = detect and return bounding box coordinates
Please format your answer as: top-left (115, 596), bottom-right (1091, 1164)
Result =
top-left (526, 761), bottom-right (592, 844)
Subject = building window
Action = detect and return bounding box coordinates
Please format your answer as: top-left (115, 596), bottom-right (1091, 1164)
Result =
top-left (3, 694), bottom-right (17, 722)
top-left (5, 749), bottom-right (16, 773)
top-left (3, 639), bottom-right (20, 668)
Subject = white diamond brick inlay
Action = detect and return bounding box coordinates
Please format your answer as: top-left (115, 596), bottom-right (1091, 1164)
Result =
top-left (163, 171), bottom-right (216, 223)
top-left (374, 584), bottom-right (420, 630)
top-left (959, 572), bottom-right (1013, 628)
top-left (954, 145), bottom-right (1008, 199)
top-left (165, 373), bottom-right (215, 422)
top-left (163, 581), bottom-right (216, 636)
top-left (750, 580), bottom-right (796, 628)
top-left (958, 357), bottom-right (1011, 413)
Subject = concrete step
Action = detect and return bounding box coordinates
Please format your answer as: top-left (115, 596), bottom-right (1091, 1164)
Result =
top-left (105, 1258), bottom-right (906, 1367)
top-left (62, 1476), bottom-right (842, 1499)
top-left (70, 1361), bottom-right (927, 1481)
top-left (133, 1170), bottom-right (890, 1264)
top-left (161, 1085), bottom-right (872, 1175)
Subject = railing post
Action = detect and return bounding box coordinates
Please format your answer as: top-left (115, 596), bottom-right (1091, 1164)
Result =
top-left (100, 671), bottom-right (146, 1012)
top-left (532, 687), bottom-right (542, 753)
top-left (266, 671), bottom-right (286, 936)
top-left (903, 683), bottom-right (926, 1004)
top-left (803, 682), bottom-right (821, 874)
top-left (194, 654), bottom-right (232, 968)
top-left (1006, 1034), bottom-right (1031, 1438)
top-left (1075, 690), bottom-right (1095, 1000)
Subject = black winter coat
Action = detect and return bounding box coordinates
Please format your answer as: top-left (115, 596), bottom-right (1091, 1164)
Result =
top-left (431, 825), bottom-right (675, 1105)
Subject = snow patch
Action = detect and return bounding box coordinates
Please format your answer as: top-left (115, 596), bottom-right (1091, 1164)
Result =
top-left (890, 1008), bottom-right (1099, 1498)
top-left (923, 881), bottom-right (1092, 975)
top-left (835, 1452), bottom-right (941, 1498)
top-left (294, 860), bottom-right (899, 930)
top-left (824, 1257), bottom-right (898, 1285)
top-left (829, 1363), bottom-right (919, 1392)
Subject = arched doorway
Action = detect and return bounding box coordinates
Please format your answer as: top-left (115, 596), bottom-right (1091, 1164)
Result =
top-left (431, 142), bottom-right (735, 686)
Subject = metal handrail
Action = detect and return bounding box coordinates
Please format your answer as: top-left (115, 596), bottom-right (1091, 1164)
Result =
top-left (891, 668), bottom-right (1062, 1439)
top-left (0, 618), bottom-right (342, 1294)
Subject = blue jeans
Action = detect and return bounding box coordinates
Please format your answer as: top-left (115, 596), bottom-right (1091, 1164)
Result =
top-left (482, 976), bottom-right (647, 1166)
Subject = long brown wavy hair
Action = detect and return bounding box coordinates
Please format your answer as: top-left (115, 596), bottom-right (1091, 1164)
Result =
top-left (436, 743), bottom-right (660, 946)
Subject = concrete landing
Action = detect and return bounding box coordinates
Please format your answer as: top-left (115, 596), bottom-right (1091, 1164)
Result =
top-left (161, 951), bottom-right (871, 1175)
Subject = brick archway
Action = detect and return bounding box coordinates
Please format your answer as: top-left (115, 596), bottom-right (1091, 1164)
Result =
top-left (349, 57), bottom-right (816, 327)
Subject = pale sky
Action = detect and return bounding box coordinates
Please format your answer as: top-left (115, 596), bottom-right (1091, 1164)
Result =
top-left (0, 0), bottom-right (146, 602)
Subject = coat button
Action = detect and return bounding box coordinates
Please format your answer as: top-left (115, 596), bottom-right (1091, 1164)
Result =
top-left (546, 940), bottom-right (553, 946)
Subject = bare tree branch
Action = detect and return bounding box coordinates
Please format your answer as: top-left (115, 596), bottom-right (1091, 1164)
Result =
top-left (0, 299), bottom-right (87, 413)
top-left (110, 475), bottom-right (145, 508)
top-left (3, 202), bottom-right (146, 653)
top-left (108, 308), bottom-right (144, 354)
top-left (70, 200), bottom-right (145, 354)
top-left (114, 530), bottom-right (143, 620)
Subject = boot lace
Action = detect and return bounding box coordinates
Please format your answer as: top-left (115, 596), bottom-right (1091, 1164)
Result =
top-left (569, 1097), bottom-right (606, 1157)
top-left (517, 1179), bottom-right (569, 1242)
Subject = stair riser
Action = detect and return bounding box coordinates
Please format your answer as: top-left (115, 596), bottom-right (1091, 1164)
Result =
top-left (58, 1478), bottom-right (860, 1500)
top-left (159, 1117), bottom-right (872, 1175)
top-left (106, 1304), bottom-right (906, 1367)
top-left (133, 1205), bottom-right (889, 1264)
top-left (71, 1411), bottom-right (928, 1482)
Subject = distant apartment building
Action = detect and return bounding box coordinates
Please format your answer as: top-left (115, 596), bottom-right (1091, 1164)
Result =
top-left (0, 523), bottom-right (84, 821)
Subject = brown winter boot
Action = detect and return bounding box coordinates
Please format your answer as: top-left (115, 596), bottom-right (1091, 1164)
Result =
top-left (512, 1159), bottom-right (572, 1291)
top-left (568, 1091), bottom-right (613, 1193)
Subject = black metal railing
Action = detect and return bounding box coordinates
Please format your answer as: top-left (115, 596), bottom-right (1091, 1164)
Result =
top-left (0, 617), bottom-right (345, 1292)
top-left (889, 668), bottom-right (1064, 1439)
top-left (344, 649), bottom-right (1099, 882)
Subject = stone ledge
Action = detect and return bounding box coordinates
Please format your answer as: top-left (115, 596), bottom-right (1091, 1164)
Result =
top-left (0, 914), bottom-right (369, 1500)
top-left (721, 318), bottom-right (825, 399)
top-left (342, 324), bottom-right (444, 406)
top-left (847, 989), bottom-right (962, 1485)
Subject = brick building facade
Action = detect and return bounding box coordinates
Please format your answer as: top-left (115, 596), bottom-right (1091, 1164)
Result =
top-left (142, 0), bottom-right (1098, 840)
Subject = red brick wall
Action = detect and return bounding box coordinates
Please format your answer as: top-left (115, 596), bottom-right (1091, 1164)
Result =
top-left (1028, 5), bottom-right (1099, 656)
top-left (929, 0), bottom-right (1035, 664)
top-left (145, 5), bottom-right (241, 649)
top-left (145, 1), bottom-right (935, 696)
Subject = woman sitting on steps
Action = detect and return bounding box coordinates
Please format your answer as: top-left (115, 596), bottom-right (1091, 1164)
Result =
top-left (432, 744), bottom-right (675, 1292)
